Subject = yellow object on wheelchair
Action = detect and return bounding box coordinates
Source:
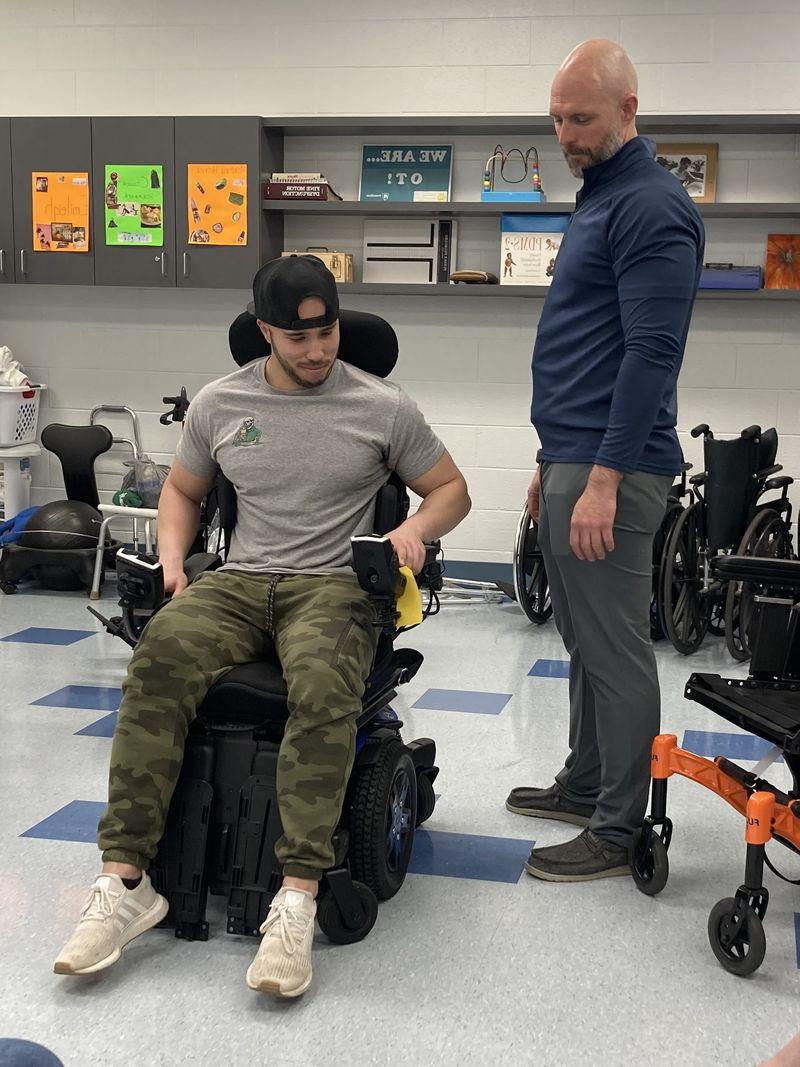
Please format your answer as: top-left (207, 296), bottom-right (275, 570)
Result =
top-left (395, 566), bottom-right (423, 627)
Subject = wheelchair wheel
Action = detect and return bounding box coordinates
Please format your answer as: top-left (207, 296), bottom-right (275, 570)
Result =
top-left (708, 897), bottom-right (766, 977)
top-left (512, 504), bottom-right (552, 625)
top-left (724, 508), bottom-right (791, 662)
top-left (316, 881), bottom-right (378, 945)
top-left (662, 502), bottom-right (711, 655)
top-left (630, 827), bottom-right (669, 896)
top-left (348, 738), bottom-right (417, 901)
top-left (651, 499), bottom-right (683, 641)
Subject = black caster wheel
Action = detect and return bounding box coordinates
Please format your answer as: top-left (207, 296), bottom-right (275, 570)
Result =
top-left (1, 579), bottom-right (17, 594)
top-left (630, 826), bottom-right (669, 896)
top-left (349, 738), bottom-right (417, 900)
top-left (316, 881), bottom-right (378, 946)
top-left (415, 773), bottom-right (436, 827)
top-left (708, 897), bottom-right (766, 976)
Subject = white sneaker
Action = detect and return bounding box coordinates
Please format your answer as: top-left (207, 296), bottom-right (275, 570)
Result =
top-left (53, 873), bottom-right (169, 976)
top-left (245, 887), bottom-right (316, 998)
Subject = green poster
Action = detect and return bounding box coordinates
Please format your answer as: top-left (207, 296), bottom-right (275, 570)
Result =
top-left (104, 164), bottom-right (164, 246)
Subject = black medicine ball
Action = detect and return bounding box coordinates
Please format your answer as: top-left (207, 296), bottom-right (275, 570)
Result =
top-left (19, 500), bottom-right (103, 551)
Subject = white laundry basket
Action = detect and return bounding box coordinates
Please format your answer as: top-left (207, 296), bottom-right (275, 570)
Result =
top-left (0, 384), bottom-right (47, 447)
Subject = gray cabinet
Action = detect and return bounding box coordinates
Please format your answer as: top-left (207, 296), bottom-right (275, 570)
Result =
top-left (174, 116), bottom-right (283, 290)
top-left (0, 119), bottom-right (13, 284)
top-left (91, 117), bottom-right (176, 287)
top-left (10, 118), bottom-right (95, 285)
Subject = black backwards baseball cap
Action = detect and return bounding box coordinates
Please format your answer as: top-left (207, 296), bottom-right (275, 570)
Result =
top-left (252, 255), bottom-right (339, 331)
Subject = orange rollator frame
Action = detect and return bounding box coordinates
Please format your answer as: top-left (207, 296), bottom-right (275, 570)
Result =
top-left (649, 733), bottom-right (795, 851)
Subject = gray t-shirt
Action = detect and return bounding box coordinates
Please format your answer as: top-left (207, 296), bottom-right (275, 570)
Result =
top-left (176, 357), bottom-right (445, 574)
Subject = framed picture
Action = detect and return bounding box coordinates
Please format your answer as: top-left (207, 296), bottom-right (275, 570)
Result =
top-left (765, 234), bottom-right (800, 290)
top-left (655, 142), bottom-right (718, 203)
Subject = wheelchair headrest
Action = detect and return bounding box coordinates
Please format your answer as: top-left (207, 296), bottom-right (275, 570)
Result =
top-left (228, 307), bottom-right (398, 379)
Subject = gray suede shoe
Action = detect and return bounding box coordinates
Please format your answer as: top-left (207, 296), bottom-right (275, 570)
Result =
top-left (505, 783), bottom-right (596, 826)
top-left (524, 829), bottom-right (631, 882)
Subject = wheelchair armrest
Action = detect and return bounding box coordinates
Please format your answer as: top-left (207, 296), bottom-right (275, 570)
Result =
top-left (689, 473), bottom-right (707, 487)
top-left (183, 552), bottom-right (222, 584)
top-left (764, 475), bottom-right (793, 492)
top-left (757, 464), bottom-right (782, 481)
top-left (712, 555), bottom-right (800, 589)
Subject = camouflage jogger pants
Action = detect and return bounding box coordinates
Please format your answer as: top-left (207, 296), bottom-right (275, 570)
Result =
top-left (97, 569), bottom-right (379, 881)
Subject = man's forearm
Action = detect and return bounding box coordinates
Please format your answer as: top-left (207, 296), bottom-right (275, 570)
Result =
top-left (402, 479), bottom-right (471, 542)
top-left (588, 464), bottom-right (623, 492)
top-left (157, 481), bottom-right (202, 566)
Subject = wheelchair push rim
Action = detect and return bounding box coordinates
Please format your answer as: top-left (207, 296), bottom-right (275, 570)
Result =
top-left (662, 501), bottom-right (712, 655)
top-left (651, 499), bottom-right (684, 641)
top-left (724, 507), bottom-right (792, 663)
top-left (512, 504), bottom-right (552, 625)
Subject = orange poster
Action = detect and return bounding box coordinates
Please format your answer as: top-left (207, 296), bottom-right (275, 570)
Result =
top-left (187, 163), bottom-right (247, 247)
top-left (31, 171), bottom-right (90, 252)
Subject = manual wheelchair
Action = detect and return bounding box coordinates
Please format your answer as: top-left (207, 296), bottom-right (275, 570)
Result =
top-left (89, 309), bottom-right (445, 945)
top-left (659, 424), bottom-right (794, 657)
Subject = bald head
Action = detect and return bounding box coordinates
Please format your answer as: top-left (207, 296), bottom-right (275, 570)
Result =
top-left (550, 39), bottom-right (639, 178)
top-left (556, 39), bottom-right (638, 103)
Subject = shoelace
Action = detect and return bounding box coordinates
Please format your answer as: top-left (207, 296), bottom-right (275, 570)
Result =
top-left (259, 901), bottom-right (309, 956)
top-left (81, 882), bottom-right (118, 922)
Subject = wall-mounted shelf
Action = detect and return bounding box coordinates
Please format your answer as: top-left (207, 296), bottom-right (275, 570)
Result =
top-left (262, 114), bottom-right (800, 138)
top-left (335, 283), bottom-right (800, 299)
top-left (268, 200), bottom-right (800, 219)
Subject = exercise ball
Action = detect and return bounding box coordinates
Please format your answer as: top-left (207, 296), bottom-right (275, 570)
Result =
top-left (20, 500), bottom-right (103, 551)
top-left (18, 500), bottom-right (104, 591)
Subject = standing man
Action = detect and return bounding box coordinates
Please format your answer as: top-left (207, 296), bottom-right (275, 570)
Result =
top-left (506, 40), bottom-right (704, 880)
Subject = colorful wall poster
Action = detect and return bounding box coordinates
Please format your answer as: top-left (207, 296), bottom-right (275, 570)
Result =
top-left (187, 163), bottom-right (247, 246)
top-left (31, 172), bottom-right (90, 252)
top-left (104, 165), bottom-right (164, 246)
top-left (499, 214), bottom-right (571, 286)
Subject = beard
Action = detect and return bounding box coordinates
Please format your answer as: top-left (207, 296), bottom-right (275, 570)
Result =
top-left (563, 126), bottom-right (625, 178)
top-left (268, 337), bottom-right (336, 389)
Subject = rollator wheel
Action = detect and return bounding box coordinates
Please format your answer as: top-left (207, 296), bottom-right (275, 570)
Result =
top-left (348, 738), bottom-right (417, 900)
top-left (725, 509), bottom-right (791, 662)
top-left (630, 827), bottom-right (669, 896)
top-left (662, 502), bottom-right (711, 655)
top-left (512, 504), bottom-right (552, 625)
top-left (415, 773), bottom-right (436, 828)
top-left (316, 881), bottom-right (378, 946)
top-left (708, 897), bottom-right (766, 977)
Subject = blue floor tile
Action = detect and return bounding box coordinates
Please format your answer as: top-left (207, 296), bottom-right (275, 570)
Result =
top-left (529, 658), bottom-right (570, 678)
top-left (75, 712), bottom-right (118, 737)
top-left (1, 627), bottom-right (95, 646)
top-left (682, 730), bottom-right (783, 764)
top-left (31, 685), bottom-right (122, 712)
top-left (409, 829), bottom-right (533, 883)
top-left (412, 688), bottom-right (512, 715)
top-left (20, 801), bottom-right (105, 843)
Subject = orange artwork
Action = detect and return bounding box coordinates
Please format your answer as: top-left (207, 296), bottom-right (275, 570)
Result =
top-left (765, 233), bottom-right (800, 290)
top-left (187, 163), bottom-right (247, 247)
top-left (31, 172), bottom-right (90, 252)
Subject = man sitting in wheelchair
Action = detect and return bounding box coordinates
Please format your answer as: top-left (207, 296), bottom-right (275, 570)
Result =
top-left (54, 255), bottom-right (471, 997)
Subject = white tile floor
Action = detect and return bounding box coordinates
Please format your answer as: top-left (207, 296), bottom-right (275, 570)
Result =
top-left (1, 582), bottom-right (798, 1067)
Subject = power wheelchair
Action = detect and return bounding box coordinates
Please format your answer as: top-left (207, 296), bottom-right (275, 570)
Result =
top-left (90, 309), bottom-right (444, 946)
top-left (632, 553), bottom-right (800, 976)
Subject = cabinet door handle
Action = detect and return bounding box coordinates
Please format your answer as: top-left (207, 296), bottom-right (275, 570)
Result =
top-left (183, 252), bottom-right (189, 278)
top-left (161, 251), bottom-right (168, 278)
top-left (19, 249), bottom-right (27, 274)
top-left (0, 249), bottom-right (5, 276)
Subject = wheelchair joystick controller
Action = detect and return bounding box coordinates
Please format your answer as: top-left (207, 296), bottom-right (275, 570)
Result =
top-left (351, 536), bottom-right (443, 634)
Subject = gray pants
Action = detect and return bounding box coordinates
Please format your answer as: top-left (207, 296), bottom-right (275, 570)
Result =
top-left (538, 462), bottom-right (672, 844)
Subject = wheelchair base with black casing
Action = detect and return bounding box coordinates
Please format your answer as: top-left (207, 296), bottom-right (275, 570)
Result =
top-left (632, 554), bottom-right (800, 976)
top-left (96, 535), bottom-right (443, 945)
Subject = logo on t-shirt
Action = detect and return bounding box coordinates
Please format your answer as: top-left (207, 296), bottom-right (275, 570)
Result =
top-left (234, 416), bottom-right (262, 446)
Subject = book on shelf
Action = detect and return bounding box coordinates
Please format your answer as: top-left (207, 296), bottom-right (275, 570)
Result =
top-left (271, 172), bottom-right (326, 182)
top-left (264, 180), bottom-right (343, 201)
